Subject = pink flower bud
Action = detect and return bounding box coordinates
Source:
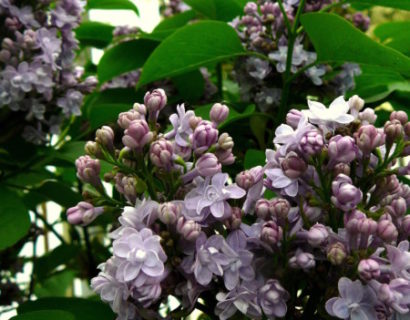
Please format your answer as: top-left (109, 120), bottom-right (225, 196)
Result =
top-left (189, 116), bottom-right (202, 130)
top-left (196, 153), bottom-right (221, 177)
top-left (218, 133), bottom-right (234, 150)
top-left (281, 151), bottom-right (307, 179)
top-left (244, 2), bottom-right (258, 14)
top-left (255, 199), bottom-right (273, 220)
top-left (75, 155), bottom-right (102, 189)
top-left (133, 102), bottom-right (146, 115)
top-left (327, 242), bottom-right (347, 265)
top-left (333, 163), bottom-right (351, 176)
top-left (210, 103), bottom-right (229, 125)
top-left (390, 111), bottom-right (408, 125)
top-left (215, 149), bottom-right (235, 165)
top-left (271, 198), bottom-right (290, 223)
top-left (328, 135), bottom-right (358, 166)
top-left (95, 126), bottom-right (115, 154)
top-left (158, 202), bottom-right (180, 224)
top-left (387, 197), bottom-right (407, 217)
top-left (286, 109), bottom-right (303, 129)
top-left (289, 251), bottom-right (315, 271)
top-left (236, 170), bottom-right (255, 190)
top-left (357, 218), bottom-right (377, 235)
top-left (176, 217), bottom-right (201, 241)
top-left (404, 122), bottom-right (410, 136)
top-left (401, 215), bottom-right (410, 236)
top-left (358, 259), bottom-right (380, 281)
top-left (307, 223), bottom-right (329, 247)
top-left (358, 108), bottom-right (377, 125)
top-left (192, 121), bottom-right (218, 154)
top-left (144, 88), bottom-right (167, 115)
top-left (224, 207), bottom-right (243, 230)
top-left (122, 119), bottom-right (153, 151)
top-left (261, 221), bottom-right (283, 245)
top-left (116, 175), bottom-right (138, 204)
top-left (67, 202), bottom-right (104, 226)
top-left (118, 109), bottom-right (143, 129)
top-left (150, 138), bottom-right (173, 170)
top-left (354, 125), bottom-right (385, 154)
top-left (300, 130), bottom-right (324, 155)
top-left (348, 95), bottom-right (364, 114)
top-left (377, 220), bottom-right (398, 243)
top-left (384, 120), bottom-right (403, 143)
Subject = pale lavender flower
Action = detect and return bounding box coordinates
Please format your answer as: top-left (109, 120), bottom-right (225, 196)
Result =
top-left (56, 89), bottom-right (83, 116)
top-left (113, 227), bottom-right (167, 283)
top-left (184, 173), bottom-right (246, 221)
top-left (273, 115), bottom-right (314, 152)
top-left (325, 277), bottom-right (378, 319)
top-left (269, 44), bottom-right (308, 73)
top-left (35, 28), bottom-right (62, 68)
top-left (289, 250), bottom-right (315, 271)
top-left (166, 104), bottom-right (195, 147)
top-left (328, 135), bottom-right (359, 167)
top-left (331, 174), bottom-right (363, 212)
top-left (370, 278), bottom-right (410, 314)
top-left (259, 279), bottom-right (289, 318)
top-left (246, 57), bottom-right (271, 80)
top-left (386, 241), bottom-right (410, 281)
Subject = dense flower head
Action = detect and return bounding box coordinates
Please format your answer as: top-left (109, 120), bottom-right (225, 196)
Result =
top-left (67, 91), bottom-right (410, 319)
top-left (0, 0), bottom-right (96, 143)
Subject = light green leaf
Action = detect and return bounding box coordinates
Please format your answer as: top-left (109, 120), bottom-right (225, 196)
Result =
top-left (97, 39), bottom-right (158, 83)
top-left (18, 298), bottom-right (115, 320)
top-left (138, 21), bottom-right (245, 86)
top-left (75, 21), bottom-right (114, 49)
top-left (86, 0), bottom-right (139, 15)
top-left (0, 187), bottom-right (30, 250)
top-left (349, 0), bottom-right (410, 10)
top-left (11, 310), bottom-right (75, 320)
top-left (374, 21), bottom-right (410, 56)
top-left (300, 13), bottom-right (410, 76)
top-left (184, 0), bottom-right (244, 21)
top-left (154, 9), bottom-right (196, 31)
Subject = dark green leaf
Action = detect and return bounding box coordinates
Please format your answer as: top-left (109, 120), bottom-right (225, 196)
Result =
top-left (184, 0), bottom-right (244, 21)
top-left (18, 298), bottom-right (115, 320)
top-left (32, 181), bottom-right (82, 208)
top-left (56, 142), bottom-right (87, 163)
top-left (349, 0), bottom-right (410, 10)
top-left (244, 149), bottom-right (266, 169)
top-left (89, 103), bottom-right (131, 129)
top-left (138, 21), bottom-right (245, 86)
top-left (172, 70), bottom-right (205, 103)
top-left (75, 22), bottom-right (114, 49)
top-left (97, 39), bottom-right (158, 83)
top-left (34, 270), bottom-right (76, 298)
top-left (11, 310), bottom-right (75, 320)
top-left (301, 13), bottom-right (410, 76)
top-left (86, 0), bottom-right (139, 15)
top-left (0, 187), bottom-right (30, 251)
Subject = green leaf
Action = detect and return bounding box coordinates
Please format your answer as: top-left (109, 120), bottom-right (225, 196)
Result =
top-left (0, 187), bottom-right (30, 250)
top-left (75, 22), bottom-right (114, 49)
top-left (172, 70), bottom-right (205, 103)
top-left (34, 270), bottom-right (76, 298)
top-left (184, 0), bottom-right (244, 21)
top-left (244, 149), bottom-right (266, 169)
top-left (153, 9), bottom-right (197, 32)
top-left (18, 298), bottom-right (115, 320)
top-left (138, 21), bottom-right (245, 86)
top-left (31, 181), bottom-right (82, 208)
top-left (97, 39), bottom-right (158, 83)
top-left (374, 21), bottom-right (410, 56)
top-left (86, 0), bottom-right (139, 15)
top-left (56, 142), bottom-right (87, 163)
top-left (11, 310), bottom-right (75, 320)
top-left (300, 13), bottom-right (410, 76)
top-left (349, 0), bottom-right (410, 10)
top-left (89, 103), bottom-right (131, 129)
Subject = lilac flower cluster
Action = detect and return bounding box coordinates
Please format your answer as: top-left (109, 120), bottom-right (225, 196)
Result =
top-left (0, 0), bottom-right (97, 144)
top-left (231, 1), bottom-right (368, 110)
top-left (69, 89), bottom-right (410, 319)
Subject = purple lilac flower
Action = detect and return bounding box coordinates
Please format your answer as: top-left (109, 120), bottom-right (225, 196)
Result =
top-left (386, 241), bottom-right (410, 281)
top-left (259, 279), bottom-right (290, 318)
top-left (166, 104), bottom-right (195, 147)
top-left (331, 174), bottom-right (363, 212)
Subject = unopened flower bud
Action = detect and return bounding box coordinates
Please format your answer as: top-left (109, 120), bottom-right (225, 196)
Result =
top-left (300, 130), bottom-right (324, 155)
top-left (289, 251), bottom-right (315, 271)
top-left (215, 149), bottom-right (235, 165)
top-left (261, 221), bottom-right (283, 245)
top-left (327, 242), bottom-right (347, 265)
top-left (122, 119), bottom-right (153, 151)
top-left (84, 141), bottom-right (103, 158)
top-left (271, 198), bottom-right (290, 223)
top-left (192, 121), bottom-right (218, 154)
top-left (328, 135), bottom-right (358, 166)
top-left (236, 170), bottom-right (255, 190)
top-left (196, 153), bottom-right (221, 177)
top-left (133, 102), bottom-right (146, 115)
top-left (255, 199), bottom-right (273, 219)
top-left (150, 138), bottom-right (174, 170)
top-left (75, 156), bottom-right (102, 189)
top-left (333, 163), bottom-right (351, 176)
top-left (358, 108), bottom-right (377, 125)
top-left (303, 204), bottom-right (322, 222)
top-left (377, 220), bottom-right (398, 243)
top-left (95, 126), bottom-right (115, 154)
top-left (390, 111), bottom-right (408, 125)
top-left (189, 116), bottom-right (202, 130)
top-left (357, 218), bottom-right (377, 235)
top-left (348, 95), bottom-right (365, 114)
top-left (158, 202), bottom-right (180, 224)
top-left (176, 217), bottom-right (201, 241)
top-left (358, 259), bottom-right (380, 281)
top-left (307, 223), bottom-right (329, 247)
top-left (118, 109), bottom-right (143, 129)
top-left (286, 109), bottom-right (303, 129)
top-left (281, 151), bottom-right (307, 179)
top-left (331, 174), bottom-right (362, 212)
top-left (244, 2), bottom-right (258, 14)
top-left (67, 202), bottom-right (104, 226)
top-left (401, 215), bottom-right (410, 236)
top-left (144, 88), bottom-right (167, 116)
top-left (224, 207), bottom-right (243, 230)
top-left (404, 122), bottom-right (410, 136)
top-left (218, 133), bottom-right (234, 150)
top-left (384, 120), bottom-right (403, 143)
top-left (210, 103), bottom-right (229, 125)
top-left (387, 197), bottom-right (407, 217)
top-left (355, 125), bottom-right (385, 154)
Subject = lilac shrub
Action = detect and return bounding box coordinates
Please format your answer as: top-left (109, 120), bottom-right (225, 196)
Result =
top-left (0, 0), bottom-right (96, 144)
top-left (69, 89), bottom-right (410, 319)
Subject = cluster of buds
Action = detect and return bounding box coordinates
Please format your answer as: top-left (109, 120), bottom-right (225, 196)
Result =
top-left (69, 91), bottom-right (410, 320)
